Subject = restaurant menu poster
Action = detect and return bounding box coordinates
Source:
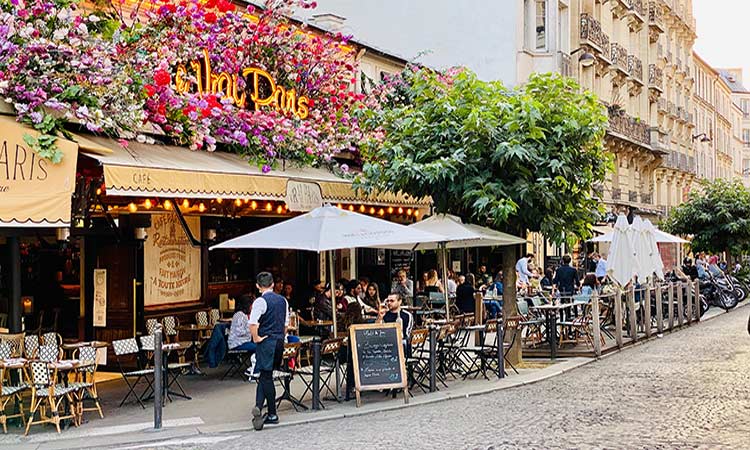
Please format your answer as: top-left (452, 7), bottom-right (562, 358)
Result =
top-left (93, 268), bottom-right (107, 327)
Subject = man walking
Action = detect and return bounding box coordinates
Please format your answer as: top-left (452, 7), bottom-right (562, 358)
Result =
top-left (594, 253), bottom-right (608, 283)
top-left (250, 272), bottom-right (289, 431)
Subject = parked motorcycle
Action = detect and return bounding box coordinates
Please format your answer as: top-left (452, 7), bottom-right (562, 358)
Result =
top-left (700, 273), bottom-right (739, 311)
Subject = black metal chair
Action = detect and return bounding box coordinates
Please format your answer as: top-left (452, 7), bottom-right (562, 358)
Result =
top-left (297, 338), bottom-right (344, 407)
top-left (112, 338), bottom-right (154, 409)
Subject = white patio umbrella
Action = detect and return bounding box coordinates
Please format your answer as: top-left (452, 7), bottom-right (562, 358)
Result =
top-left (374, 214), bottom-right (526, 318)
top-left (607, 214), bottom-right (638, 286)
top-left (210, 204), bottom-right (445, 333)
top-left (643, 219), bottom-right (665, 280)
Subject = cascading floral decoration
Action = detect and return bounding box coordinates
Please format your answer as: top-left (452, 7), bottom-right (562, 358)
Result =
top-left (0, 0), bottom-right (368, 171)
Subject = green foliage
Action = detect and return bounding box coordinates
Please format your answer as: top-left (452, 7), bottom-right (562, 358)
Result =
top-left (356, 68), bottom-right (611, 244)
top-left (662, 178), bottom-right (750, 256)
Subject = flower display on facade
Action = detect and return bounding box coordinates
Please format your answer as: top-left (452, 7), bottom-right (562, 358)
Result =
top-left (0, 0), bottom-right (367, 170)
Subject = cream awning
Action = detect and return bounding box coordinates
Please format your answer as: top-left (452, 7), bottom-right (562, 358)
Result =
top-left (0, 116), bottom-right (79, 227)
top-left (78, 136), bottom-right (428, 207)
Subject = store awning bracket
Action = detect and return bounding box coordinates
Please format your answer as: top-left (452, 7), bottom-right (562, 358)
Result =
top-left (172, 199), bottom-right (202, 248)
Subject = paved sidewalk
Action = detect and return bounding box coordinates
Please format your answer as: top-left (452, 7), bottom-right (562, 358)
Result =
top-left (3, 301), bottom-right (745, 450)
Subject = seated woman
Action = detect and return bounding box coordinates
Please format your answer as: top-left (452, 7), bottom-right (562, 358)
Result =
top-left (359, 282), bottom-right (381, 318)
top-left (227, 295), bottom-right (256, 353)
top-left (575, 273), bottom-right (599, 304)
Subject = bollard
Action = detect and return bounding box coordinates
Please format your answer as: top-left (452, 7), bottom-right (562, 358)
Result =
top-left (694, 280), bottom-right (701, 322)
top-left (497, 317), bottom-right (505, 379)
top-left (686, 281), bottom-right (693, 325)
top-left (591, 292), bottom-right (602, 357)
top-left (614, 287), bottom-right (623, 349)
top-left (153, 325), bottom-right (163, 430)
top-left (656, 284), bottom-right (664, 334)
top-left (429, 326), bottom-right (437, 392)
top-left (667, 283), bottom-right (675, 330)
top-left (311, 338), bottom-right (321, 410)
top-left (627, 285), bottom-right (637, 341)
top-left (644, 285), bottom-right (652, 338)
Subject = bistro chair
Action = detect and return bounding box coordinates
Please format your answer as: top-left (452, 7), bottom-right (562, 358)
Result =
top-left (459, 319), bottom-right (498, 380)
top-left (139, 335), bottom-right (191, 402)
top-left (112, 338), bottom-right (154, 409)
top-left (209, 309), bottom-right (221, 327)
top-left (406, 328), bottom-right (430, 393)
top-left (0, 342), bottom-right (12, 360)
top-left (24, 335), bottom-right (40, 359)
top-left (501, 316), bottom-right (521, 375)
top-left (517, 299), bottom-right (545, 348)
top-left (41, 332), bottom-right (62, 347)
top-left (38, 344), bottom-right (62, 363)
top-left (297, 338), bottom-right (344, 407)
top-left (161, 316), bottom-right (179, 343)
top-left (70, 346), bottom-right (104, 420)
top-left (0, 333), bottom-right (24, 358)
top-left (250, 343), bottom-right (306, 411)
top-left (0, 364), bottom-right (27, 433)
top-left (24, 360), bottom-right (80, 435)
top-left (145, 319), bottom-right (159, 336)
top-left (195, 311), bottom-right (211, 341)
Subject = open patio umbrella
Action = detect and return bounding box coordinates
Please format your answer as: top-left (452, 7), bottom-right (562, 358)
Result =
top-left (210, 204), bottom-right (445, 333)
top-left (374, 214), bottom-right (526, 319)
top-left (607, 214), bottom-right (638, 286)
top-left (589, 227), bottom-right (688, 244)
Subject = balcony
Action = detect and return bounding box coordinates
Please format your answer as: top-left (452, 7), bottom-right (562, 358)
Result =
top-left (687, 112), bottom-right (695, 128)
top-left (648, 64), bottom-right (663, 90)
top-left (580, 13), bottom-right (610, 56)
top-left (558, 51), bottom-right (572, 77)
top-left (628, 55), bottom-right (643, 82)
top-left (667, 101), bottom-right (677, 118)
top-left (676, 106), bottom-right (687, 123)
top-left (627, 0), bottom-right (646, 30)
top-left (657, 97), bottom-right (668, 114)
top-left (648, 1), bottom-right (665, 43)
top-left (611, 43), bottom-right (630, 84)
top-left (628, 190), bottom-right (639, 202)
top-left (607, 108), bottom-right (650, 147)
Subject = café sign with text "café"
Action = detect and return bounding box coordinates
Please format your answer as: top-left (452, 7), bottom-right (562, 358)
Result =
top-left (175, 49), bottom-right (311, 120)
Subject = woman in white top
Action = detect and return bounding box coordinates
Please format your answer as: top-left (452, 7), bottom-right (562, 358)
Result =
top-left (227, 295), bottom-right (257, 352)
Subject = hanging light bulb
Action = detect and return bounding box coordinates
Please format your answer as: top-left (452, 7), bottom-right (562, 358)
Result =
top-left (406, 208), bottom-right (413, 216)
top-left (251, 201), bottom-right (258, 210)
top-left (95, 188), bottom-right (102, 196)
top-left (182, 199), bottom-right (190, 209)
top-left (388, 206), bottom-right (394, 214)
top-left (378, 208), bottom-right (385, 216)
top-left (163, 200), bottom-right (172, 210)
top-left (277, 205), bottom-right (283, 214)
top-left (198, 202), bottom-right (206, 213)
top-left (244, 198), bottom-right (250, 204)
top-left (216, 198), bottom-right (223, 204)
top-left (144, 199), bottom-right (153, 209)
top-left (128, 203), bottom-right (137, 213)
top-left (398, 207), bottom-right (404, 214)
top-left (369, 207), bottom-right (375, 214)
top-left (337, 203), bottom-right (343, 209)
top-left (414, 209), bottom-right (420, 217)
top-left (265, 202), bottom-right (273, 211)
top-left (348, 205), bottom-right (354, 211)
top-left (359, 205), bottom-right (365, 212)
top-left (235, 198), bottom-right (242, 207)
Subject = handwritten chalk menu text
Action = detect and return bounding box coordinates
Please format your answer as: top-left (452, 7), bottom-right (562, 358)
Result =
top-left (349, 323), bottom-right (408, 406)
top-left (144, 213), bottom-right (201, 306)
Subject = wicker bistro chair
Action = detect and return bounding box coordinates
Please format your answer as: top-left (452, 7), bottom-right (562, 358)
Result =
top-left (0, 342), bottom-right (12, 360)
top-left (406, 328), bottom-right (430, 393)
top-left (24, 335), bottom-right (40, 359)
top-left (145, 319), bottom-right (159, 336)
top-left (0, 361), bottom-right (27, 433)
top-left (297, 338), bottom-right (344, 407)
top-left (161, 316), bottom-right (179, 343)
top-left (41, 332), bottom-right (62, 347)
top-left (209, 309), bottom-right (221, 327)
top-left (0, 333), bottom-right (24, 358)
top-left (70, 346), bottom-right (104, 420)
top-left (24, 360), bottom-right (81, 435)
top-left (38, 344), bottom-right (62, 364)
top-left (112, 338), bottom-right (154, 409)
top-left (195, 311), bottom-right (211, 343)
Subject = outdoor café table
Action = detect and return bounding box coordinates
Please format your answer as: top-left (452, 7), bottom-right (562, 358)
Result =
top-left (529, 303), bottom-right (575, 359)
top-left (176, 324), bottom-right (212, 375)
top-left (61, 341), bottom-right (109, 359)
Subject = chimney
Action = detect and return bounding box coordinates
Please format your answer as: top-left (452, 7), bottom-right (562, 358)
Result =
top-left (310, 13), bottom-right (347, 32)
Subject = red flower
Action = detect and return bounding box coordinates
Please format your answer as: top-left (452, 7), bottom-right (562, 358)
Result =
top-left (204, 12), bottom-right (217, 23)
top-left (204, 0), bottom-right (217, 7)
top-left (217, 0), bottom-right (235, 12)
top-left (144, 84), bottom-right (157, 97)
top-left (154, 70), bottom-right (171, 87)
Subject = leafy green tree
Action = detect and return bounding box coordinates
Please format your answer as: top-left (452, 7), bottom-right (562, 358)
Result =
top-left (663, 178), bottom-right (750, 257)
top-left (356, 68), bottom-right (610, 362)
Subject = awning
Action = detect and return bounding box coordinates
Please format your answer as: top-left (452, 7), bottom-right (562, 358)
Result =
top-left (0, 116), bottom-right (79, 227)
top-left (78, 136), bottom-right (428, 207)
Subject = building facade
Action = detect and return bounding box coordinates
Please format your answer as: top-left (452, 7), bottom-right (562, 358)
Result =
top-left (717, 68), bottom-right (750, 185)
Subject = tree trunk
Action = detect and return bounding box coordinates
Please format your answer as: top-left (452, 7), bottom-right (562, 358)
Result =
top-left (502, 246), bottom-right (522, 365)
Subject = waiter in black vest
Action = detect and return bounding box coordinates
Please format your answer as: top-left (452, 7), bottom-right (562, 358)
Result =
top-left (249, 271), bottom-right (289, 431)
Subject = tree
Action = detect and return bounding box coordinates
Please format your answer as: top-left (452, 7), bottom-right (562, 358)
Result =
top-left (663, 178), bottom-right (750, 257)
top-left (356, 67), bottom-right (610, 362)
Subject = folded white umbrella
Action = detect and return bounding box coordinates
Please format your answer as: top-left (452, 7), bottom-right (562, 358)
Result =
top-left (643, 219), bottom-right (665, 280)
top-left (607, 214), bottom-right (637, 286)
top-left (211, 204), bottom-right (446, 335)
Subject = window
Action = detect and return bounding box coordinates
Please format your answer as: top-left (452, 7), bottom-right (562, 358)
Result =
top-left (535, 0), bottom-right (547, 51)
top-left (743, 129), bottom-right (750, 144)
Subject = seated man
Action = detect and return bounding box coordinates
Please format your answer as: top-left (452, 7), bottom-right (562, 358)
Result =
top-left (377, 293), bottom-right (414, 357)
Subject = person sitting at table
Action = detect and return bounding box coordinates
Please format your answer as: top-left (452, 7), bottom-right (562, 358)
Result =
top-left (540, 268), bottom-right (554, 292)
top-left (282, 283), bottom-right (294, 303)
top-left (417, 271), bottom-right (429, 293)
top-left (359, 282), bottom-right (381, 317)
top-left (273, 277), bottom-right (284, 295)
top-left (313, 281), bottom-right (333, 321)
top-left (357, 276), bottom-right (370, 301)
top-left (484, 271), bottom-right (503, 318)
top-left (424, 269), bottom-right (443, 293)
top-left (456, 273), bottom-right (477, 314)
top-left (228, 295), bottom-right (257, 354)
top-left (391, 269), bottom-right (414, 303)
top-left (575, 273), bottom-right (599, 303)
top-left (377, 293), bottom-right (414, 357)
top-left (335, 281), bottom-right (347, 313)
top-left (446, 269), bottom-right (458, 299)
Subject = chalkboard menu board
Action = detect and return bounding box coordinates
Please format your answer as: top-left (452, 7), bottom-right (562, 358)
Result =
top-left (349, 323), bottom-right (409, 406)
top-left (390, 250), bottom-right (413, 273)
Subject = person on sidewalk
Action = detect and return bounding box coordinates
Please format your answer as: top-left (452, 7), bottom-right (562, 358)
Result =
top-left (249, 271), bottom-right (289, 431)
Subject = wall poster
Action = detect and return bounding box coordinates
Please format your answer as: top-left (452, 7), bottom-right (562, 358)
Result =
top-left (144, 213), bottom-right (201, 306)
top-left (93, 269), bottom-right (107, 327)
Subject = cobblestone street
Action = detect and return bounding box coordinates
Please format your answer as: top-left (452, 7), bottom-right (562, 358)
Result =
top-left (138, 308), bottom-right (750, 450)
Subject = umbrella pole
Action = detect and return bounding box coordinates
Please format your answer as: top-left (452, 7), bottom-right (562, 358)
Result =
top-left (441, 242), bottom-right (450, 321)
top-left (328, 250), bottom-right (338, 337)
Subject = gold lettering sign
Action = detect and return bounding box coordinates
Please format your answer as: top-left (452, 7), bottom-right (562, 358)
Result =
top-left (175, 49), bottom-right (311, 120)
